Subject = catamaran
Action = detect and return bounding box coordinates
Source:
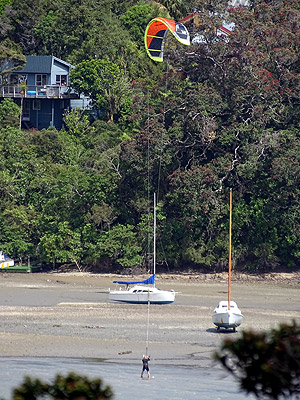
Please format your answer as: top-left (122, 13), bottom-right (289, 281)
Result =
top-left (108, 194), bottom-right (175, 304)
top-left (212, 189), bottom-right (243, 331)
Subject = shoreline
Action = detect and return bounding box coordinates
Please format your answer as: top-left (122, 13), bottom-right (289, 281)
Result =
top-left (56, 267), bottom-right (300, 278)
top-left (16, 268), bottom-right (300, 282)
top-left (2, 267), bottom-right (300, 285)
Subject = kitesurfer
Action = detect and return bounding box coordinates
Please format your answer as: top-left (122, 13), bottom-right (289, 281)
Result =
top-left (141, 354), bottom-right (150, 379)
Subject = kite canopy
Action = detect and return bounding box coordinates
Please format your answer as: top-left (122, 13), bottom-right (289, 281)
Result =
top-left (144, 17), bottom-right (190, 62)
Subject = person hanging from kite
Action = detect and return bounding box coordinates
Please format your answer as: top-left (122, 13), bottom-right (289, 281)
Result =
top-left (141, 354), bottom-right (151, 379)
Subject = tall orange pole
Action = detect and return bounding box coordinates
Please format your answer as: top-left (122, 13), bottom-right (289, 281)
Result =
top-left (228, 189), bottom-right (232, 310)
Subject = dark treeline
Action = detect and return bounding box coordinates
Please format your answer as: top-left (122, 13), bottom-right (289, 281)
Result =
top-left (0, 0), bottom-right (299, 273)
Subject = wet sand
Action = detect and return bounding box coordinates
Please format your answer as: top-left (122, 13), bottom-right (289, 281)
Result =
top-left (0, 272), bottom-right (299, 367)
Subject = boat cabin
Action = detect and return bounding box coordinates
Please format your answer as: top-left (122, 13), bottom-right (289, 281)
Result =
top-left (214, 301), bottom-right (238, 310)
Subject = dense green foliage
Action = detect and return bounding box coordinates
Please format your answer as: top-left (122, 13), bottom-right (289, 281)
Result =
top-left (12, 372), bottom-right (113, 399)
top-left (70, 59), bottom-right (132, 122)
top-left (0, 0), bottom-right (299, 272)
top-left (214, 321), bottom-right (300, 399)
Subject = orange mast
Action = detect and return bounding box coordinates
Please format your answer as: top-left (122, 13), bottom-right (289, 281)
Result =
top-left (228, 189), bottom-right (232, 310)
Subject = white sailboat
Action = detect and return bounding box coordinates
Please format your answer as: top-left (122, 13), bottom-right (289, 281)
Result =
top-left (212, 189), bottom-right (243, 332)
top-left (108, 193), bottom-right (175, 304)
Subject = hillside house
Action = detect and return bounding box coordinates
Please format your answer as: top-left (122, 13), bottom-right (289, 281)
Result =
top-left (0, 55), bottom-right (80, 130)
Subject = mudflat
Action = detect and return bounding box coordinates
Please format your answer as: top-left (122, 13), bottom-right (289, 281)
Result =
top-left (0, 271), bottom-right (299, 367)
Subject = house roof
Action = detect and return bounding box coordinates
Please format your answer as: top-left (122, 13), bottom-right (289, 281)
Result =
top-left (16, 56), bottom-right (74, 74)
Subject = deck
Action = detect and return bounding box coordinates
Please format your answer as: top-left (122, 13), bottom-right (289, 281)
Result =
top-left (0, 85), bottom-right (78, 99)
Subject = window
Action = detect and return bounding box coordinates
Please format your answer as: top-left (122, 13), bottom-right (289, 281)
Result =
top-left (56, 75), bottom-right (67, 86)
top-left (33, 100), bottom-right (41, 110)
top-left (36, 74), bottom-right (47, 86)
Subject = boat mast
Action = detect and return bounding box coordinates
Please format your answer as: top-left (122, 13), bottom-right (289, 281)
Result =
top-left (153, 192), bottom-right (156, 287)
top-left (228, 188), bottom-right (232, 310)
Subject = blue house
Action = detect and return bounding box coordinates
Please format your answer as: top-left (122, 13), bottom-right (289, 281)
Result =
top-left (0, 55), bottom-right (80, 130)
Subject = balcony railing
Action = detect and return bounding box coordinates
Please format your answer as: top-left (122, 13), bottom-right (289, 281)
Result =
top-left (0, 85), bottom-right (78, 99)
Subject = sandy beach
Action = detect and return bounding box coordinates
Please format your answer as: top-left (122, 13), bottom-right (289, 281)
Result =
top-left (0, 271), bottom-right (299, 368)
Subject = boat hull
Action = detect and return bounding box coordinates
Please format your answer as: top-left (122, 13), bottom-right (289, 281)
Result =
top-left (212, 300), bottom-right (243, 330)
top-left (212, 311), bottom-right (243, 329)
top-left (109, 285), bottom-right (175, 304)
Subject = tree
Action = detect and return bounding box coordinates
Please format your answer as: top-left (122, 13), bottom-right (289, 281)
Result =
top-left (0, 0), bottom-right (11, 16)
top-left (34, 0), bottom-right (101, 60)
top-left (97, 224), bottom-right (143, 268)
top-left (13, 372), bottom-right (113, 399)
top-left (38, 222), bottom-right (82, 269)
top-left (0, 38), bottom-right (25, 74)
top-left (0, 98), bottom-right (20, 128)
top-left (70, 58), bottom-right (132, 122)
top-left (158, 0), bottom-right (190, 20)
top-left (214, 321), bottom-right (300, 399)
top-left (63, 108), bottom-right (94, 140)
top-left (0, 204), bottom-right (36, 259)
top-left (33, 10), bottom-right (60, 56)
top-left (120, 2), bottom-right (163, 46)
top-left (0, 0), bottom-right (47, 53)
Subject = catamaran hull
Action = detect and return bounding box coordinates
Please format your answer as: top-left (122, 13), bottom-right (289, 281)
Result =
top-left (108, 290), bottom-right (175, 304)
top-left (212, 311), bottom-right (243, 329)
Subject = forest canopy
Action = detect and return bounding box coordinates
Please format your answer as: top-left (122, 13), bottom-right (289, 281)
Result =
top-left (0, 0), bottom-right (299, 273)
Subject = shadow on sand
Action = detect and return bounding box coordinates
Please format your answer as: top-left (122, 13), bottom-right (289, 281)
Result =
top-left (206, 327), bottom-right (237, 334)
